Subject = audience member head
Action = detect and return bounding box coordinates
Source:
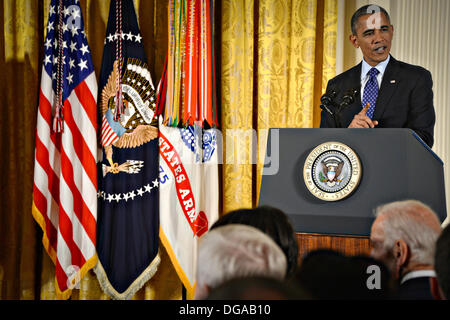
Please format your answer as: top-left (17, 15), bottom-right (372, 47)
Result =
top-left (210, 206), bottom-right (298, 279)
top-left (295, 249), bottom-right (394, 299)
top-left (206, 276), bottom-right (310, 300)
top-left (195, 224), bottom-right (287, 300)
top-left (432, 223), bottom-right (450, 299)
top-left (350, 254), bottom-right (398, 299)
top-left (370, 200), bottom-right (442, 280)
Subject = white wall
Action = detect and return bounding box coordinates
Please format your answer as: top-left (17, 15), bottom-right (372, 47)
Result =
top-left (337, 0), bottom-right (450, 224)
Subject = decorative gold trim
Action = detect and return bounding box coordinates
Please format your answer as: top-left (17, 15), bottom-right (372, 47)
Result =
top-left (94, 250), bottom-right (161, 300)
top-left (159, 227), bottom-right (195, 300)
top-left (32, 200), bottom-right (98, 300)
top-left (54, 254), bottom-right (98, 300)
top-left (32, 201), bottom-right (57, 264)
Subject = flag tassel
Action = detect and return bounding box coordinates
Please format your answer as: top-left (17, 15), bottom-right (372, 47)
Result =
top-left (53, 0), bottom-right (65, 133)
top-left (53, 94), bottom-right (64, 133)
top-left (114, 85), bottom-right (124, 121)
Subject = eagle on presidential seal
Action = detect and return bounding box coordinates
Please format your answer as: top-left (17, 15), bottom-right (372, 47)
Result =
top-left (319, 156), bottom-right (344, 187)
top-left (100, 58), bottom-right (158, 176)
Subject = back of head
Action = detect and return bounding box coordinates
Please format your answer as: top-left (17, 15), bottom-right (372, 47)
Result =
top-left (206, 276), bottom-right (309, 300)
top-left (296, 250), bottom-right (348, 299)
top-left (351, 4), bottom-right (391, 35)
top-left (350, 255), bottom-right (397, 299)
top-left (375, 200), bottom-right (442, 265)
top-left (435, 224), bottom-right (450, 299)
top-left (196, 224), bottom-right (287, 299)
top-left (210, 206), bottom-right (298, 278)
top-left (296, 250), bottom-right (394, 299)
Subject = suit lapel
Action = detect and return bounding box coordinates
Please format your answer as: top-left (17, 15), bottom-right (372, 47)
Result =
top-left (352, 64), bottom-right (362, 105)
top-left (373, 56), bottom-right (400, 120)
top-left (343, 63), bottom-right (363, 124)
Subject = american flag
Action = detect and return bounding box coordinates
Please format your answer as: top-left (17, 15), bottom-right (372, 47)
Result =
top-left (32, 0), bottom-right (98, 299)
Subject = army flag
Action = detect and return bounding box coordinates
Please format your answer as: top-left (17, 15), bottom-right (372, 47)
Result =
top-left (32, 0), bottom-right (98, 299)
top-left (159, 122), bottom-right (219, 299)
top-left (158, 0), bottom-right (219, 299)
top-left (95, 0), bottom-right (160, 300)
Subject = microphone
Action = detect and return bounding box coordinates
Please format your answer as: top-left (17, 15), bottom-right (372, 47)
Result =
top-left (339, 88), bottom-right (359, 108)
top-left (320, 89), bottom-right (338, 115)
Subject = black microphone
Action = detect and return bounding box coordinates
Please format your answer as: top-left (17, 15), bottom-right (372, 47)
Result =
top-left (320, 89), bottom-right (338, 115)
top-left (339, 88), bottom-right (359, 108)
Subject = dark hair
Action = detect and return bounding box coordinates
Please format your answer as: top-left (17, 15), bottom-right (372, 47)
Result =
top-left (351, 4), bottom-right (391, 35)
top-left (210, 206), bottom-right (299, 279)
top-left (206, 276), bottom-right (310, 300)
top-left (435, 224), bottom-right (450, 299)
top-left (295, 250), bottom-right (396, 300)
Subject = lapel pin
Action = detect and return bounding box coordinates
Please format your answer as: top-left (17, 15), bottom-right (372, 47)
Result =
top-left (390, 80), bottom-right (396, 83)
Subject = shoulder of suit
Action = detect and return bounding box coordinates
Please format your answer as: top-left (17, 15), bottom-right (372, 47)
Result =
top-left (328, 58), bottom-right (432, 85)
top-left (391, 58), bottom-right (432, 77)
top-left (328, 63), bottom-right (361, 84)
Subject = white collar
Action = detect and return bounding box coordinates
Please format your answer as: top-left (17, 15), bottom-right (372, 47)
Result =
top-left (400, 270), bottom-right (436, 285)
top-left (361, 54), bottom-right (391, 81)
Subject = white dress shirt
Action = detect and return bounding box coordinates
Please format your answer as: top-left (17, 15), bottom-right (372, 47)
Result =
top-left (400, 269), bottom-right (437, 285)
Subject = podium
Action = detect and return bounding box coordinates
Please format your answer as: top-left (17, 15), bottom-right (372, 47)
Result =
top-left (258, 128), bottom-right (447, 259)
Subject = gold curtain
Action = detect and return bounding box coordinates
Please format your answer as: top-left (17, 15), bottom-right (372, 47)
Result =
top-left (1, 0), bottom-right (41, 300)
top-left (221, 0), bottom-right (337, 213)
top-left (0, 0), bottom-right (337, 300)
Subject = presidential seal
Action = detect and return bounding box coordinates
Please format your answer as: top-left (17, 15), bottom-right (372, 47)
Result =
top-left (303, 142), bottom-right (361, 201)
top-left (100, 58), bottom-right (158, 176)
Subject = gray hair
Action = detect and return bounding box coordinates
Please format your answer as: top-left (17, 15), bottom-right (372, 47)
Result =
top-left (196, 224), bottom-right (287, 292)
top-left (374, 200), bottom-right (442, 265)
top-left (351, 4), bottom-right (391, 35)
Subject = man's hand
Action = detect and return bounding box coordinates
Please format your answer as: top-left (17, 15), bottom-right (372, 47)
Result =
top-left (348, 103), bottom-right (379, 128)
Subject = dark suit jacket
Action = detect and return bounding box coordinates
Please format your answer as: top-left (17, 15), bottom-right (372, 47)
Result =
top-left (320, 56), bottom-right (436, 148)
top-left (398, 277), bottom-right (435, 300)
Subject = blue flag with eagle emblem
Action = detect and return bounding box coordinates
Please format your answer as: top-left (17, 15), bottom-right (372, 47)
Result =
top-left (94, 0), bottom-right (160, 300)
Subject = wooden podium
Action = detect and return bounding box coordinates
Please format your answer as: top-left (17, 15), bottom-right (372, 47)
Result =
top-left (295, 233), bottom-right (370, 264)
top-left (259, 128), bottom-right (447, 263)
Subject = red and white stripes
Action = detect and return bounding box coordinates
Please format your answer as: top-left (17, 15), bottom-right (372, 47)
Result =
top-left (101, 116), bottom-right (120, 147)
top-left (33, 68), bottom-right (98, 299)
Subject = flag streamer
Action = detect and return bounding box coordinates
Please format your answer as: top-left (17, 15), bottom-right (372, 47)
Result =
top-left (161, 0), bottom-right (218, 128)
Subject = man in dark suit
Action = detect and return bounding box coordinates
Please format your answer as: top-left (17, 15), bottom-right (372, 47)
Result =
top-left (431, 223), bottom-right (450, 300)
top-left (320, 5), bottom-right (435, 148)
top-left (370, 200), bottom-right (442, 300)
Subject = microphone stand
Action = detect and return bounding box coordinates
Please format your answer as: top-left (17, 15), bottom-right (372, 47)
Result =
top-left (320, 90), bottom-right (340, 128)
top-left (335, 88), bottom-right (359, 128)
top-left (320, 88), bottom-right (359, 128)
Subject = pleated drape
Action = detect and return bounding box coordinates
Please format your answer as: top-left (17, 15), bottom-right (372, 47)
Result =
top-left (221, 0), bottom-right (337, 214)
top-left (1, 0), bottom-right (42, 300)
